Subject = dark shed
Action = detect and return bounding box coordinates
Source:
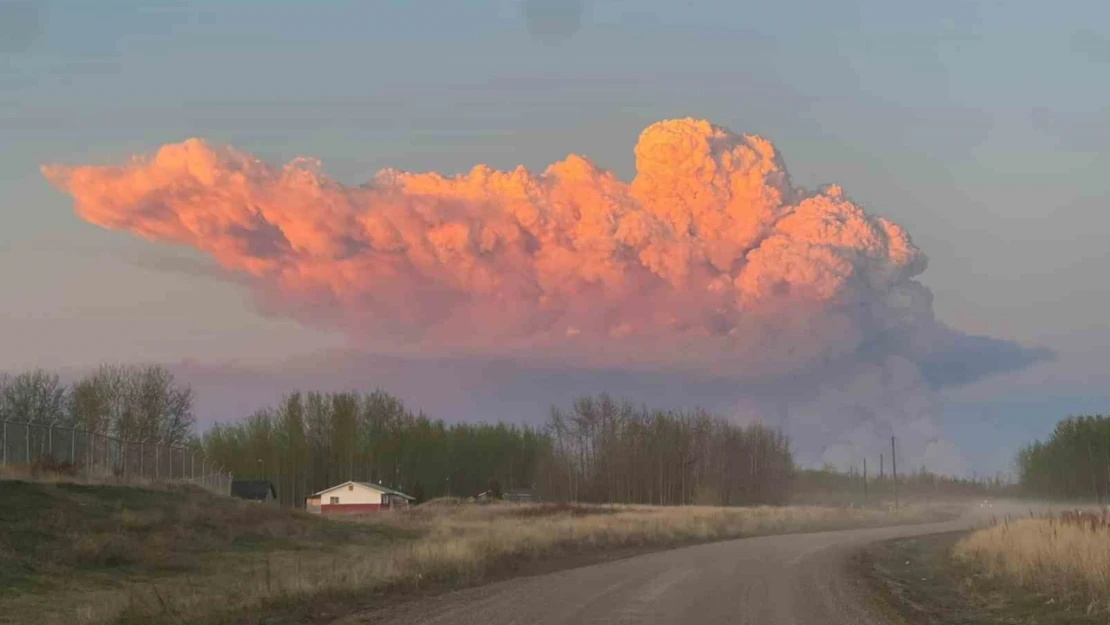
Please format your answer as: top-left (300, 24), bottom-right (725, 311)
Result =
top-left (230, 480), bottom-right (277, 503)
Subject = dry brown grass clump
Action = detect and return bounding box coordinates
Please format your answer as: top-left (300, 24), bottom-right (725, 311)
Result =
top-left (954, 509), bottom-right (1110, 609)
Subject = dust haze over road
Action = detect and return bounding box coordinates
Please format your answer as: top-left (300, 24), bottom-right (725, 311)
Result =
top-left (345, 501), bottom-right (1044, 625)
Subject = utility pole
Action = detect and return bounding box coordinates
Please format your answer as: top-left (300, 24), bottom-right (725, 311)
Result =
top-left (891, 436), bottom-right (899, 510)
top-left (863, 457), bottom-right (868, 503)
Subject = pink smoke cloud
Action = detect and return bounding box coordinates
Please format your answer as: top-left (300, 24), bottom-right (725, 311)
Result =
top-left (43, 119), bottom-right (932, 375)
top-left (43, 118), bottom-right (1048, 471)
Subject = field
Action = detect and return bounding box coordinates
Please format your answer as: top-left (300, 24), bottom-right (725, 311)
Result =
top-left (953, 510), bottom-right (1110, 612)
top-left (0, 481), bottom-right (957, 625)
top-left (859, 507), bottom-right (1110, 625)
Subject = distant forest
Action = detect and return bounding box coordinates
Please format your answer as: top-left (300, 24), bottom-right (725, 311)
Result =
top-left (2, 366), bottom-right (1018, 507)
top-left (1017, 415), bottom-right (1110, 501)
top-left (203, 391), bottom-right (794, 507)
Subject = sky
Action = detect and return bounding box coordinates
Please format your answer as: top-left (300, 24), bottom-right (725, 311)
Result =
top-left (2, 0), bottom-right (1108, 477)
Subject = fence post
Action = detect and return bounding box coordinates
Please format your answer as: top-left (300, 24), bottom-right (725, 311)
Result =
top-left (70, 426), bottom-right (75, 465)
top-left (2, 419), bottom-right (6, 466)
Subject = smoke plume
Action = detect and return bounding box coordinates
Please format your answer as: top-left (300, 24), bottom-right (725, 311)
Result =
top-left (43, 118), bottom-right (1047, 471)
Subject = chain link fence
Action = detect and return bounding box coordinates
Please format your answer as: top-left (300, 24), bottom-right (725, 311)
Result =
top-left (0, 419), bottom-right (231, 495)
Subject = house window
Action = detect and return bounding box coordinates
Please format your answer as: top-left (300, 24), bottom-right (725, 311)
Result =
top-left (348, 484), bottom-right (353, 491)
top-left (330, 496), bottom-right (339, 505)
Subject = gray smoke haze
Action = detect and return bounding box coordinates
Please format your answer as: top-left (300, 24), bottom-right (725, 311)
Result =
top-left (1030, 106), bottom-right (1110, 152)
top-left (0, 1), bottom-right (45, 55)
top-left (1072, 28), bottom-right (1110, 64)
top-left (522, 0), bottom-right (584, 44)
top-left (173, 331), bottom-right (1047, 476)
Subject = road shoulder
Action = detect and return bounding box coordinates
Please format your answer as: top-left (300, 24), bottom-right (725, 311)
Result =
top-left (855, 530), bottom-right (1105, 625)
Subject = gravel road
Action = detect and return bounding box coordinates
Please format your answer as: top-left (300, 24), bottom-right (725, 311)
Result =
top-left (339, 503), bottom-right (1030, 625)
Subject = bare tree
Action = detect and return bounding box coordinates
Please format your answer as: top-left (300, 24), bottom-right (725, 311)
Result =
top-left (1, 369), bottom-right (66, 423)
top-left (71, 364), bottom-right (194, 443)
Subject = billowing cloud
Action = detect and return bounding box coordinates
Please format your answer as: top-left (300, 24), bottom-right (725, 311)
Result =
top-left (44, 118), bottom-right (1047, 473)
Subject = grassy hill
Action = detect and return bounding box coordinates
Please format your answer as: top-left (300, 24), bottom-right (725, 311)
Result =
top-left (0, 481), bottom-right (410, 625)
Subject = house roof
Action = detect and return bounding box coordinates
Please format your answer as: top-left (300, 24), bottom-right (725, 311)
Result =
top-left (230, 480), bottom-right (276, 501)
top-left (312, 480), bottom-right (415, 500)
top-left (355, 482), bottom-right (415, 500)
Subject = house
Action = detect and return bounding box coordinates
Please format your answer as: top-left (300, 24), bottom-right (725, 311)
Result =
top-left (307, 480), bottom-right (415, 514)
top-left (230, 480), bottom-right (277, 504)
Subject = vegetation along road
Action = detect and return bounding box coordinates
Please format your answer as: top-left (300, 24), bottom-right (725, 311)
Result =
top-left (344, 502), bottom-right (1027, 625)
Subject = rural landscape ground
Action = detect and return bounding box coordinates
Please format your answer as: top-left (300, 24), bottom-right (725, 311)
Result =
top-left (862, 508), bottom-right (1110, 625)
top-left (6, 475), bottom-right (1107, 625)
top-left (3, 374), bottom-right (1109, 624)
top-left (0, 478), bottom-right (962, 625)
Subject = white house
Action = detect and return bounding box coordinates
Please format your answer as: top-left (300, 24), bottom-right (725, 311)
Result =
top-left (306, 481), bottom-right (415, 514)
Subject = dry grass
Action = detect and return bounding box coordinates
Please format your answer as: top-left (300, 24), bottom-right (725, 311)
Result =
top-left (0, 482), bottom-right (958, 625)
top-left (0, 481), bottom-right (407, 625)
top-left (954, 510), bottom-right (1110, 611)
top-left (105, 502), bottom-right (952, 625)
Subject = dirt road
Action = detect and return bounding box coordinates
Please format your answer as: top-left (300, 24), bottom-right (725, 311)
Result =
top-left (343, 503), bottom-right (1027, 625)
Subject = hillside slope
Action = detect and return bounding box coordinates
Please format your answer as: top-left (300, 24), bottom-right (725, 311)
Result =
top-left (0, 480), bottom-right (409, 624)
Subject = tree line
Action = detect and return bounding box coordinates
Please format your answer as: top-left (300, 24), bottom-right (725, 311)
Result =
top-left (12, 364), bottom-right (1067, 506)
top-left (0, 366), bottom-right (195, 445)
top-left (9, 366), bottom-right (937, 508)
top-left (201, 392), bottom-right (796, 507)
top-left (4, 367), bottom-right (795, 506)
top-left (202, 390), bottom-right (550, 508)
top-left (543, 395), bottom-right (793, 506)
top-left (1017, 415), bottom-right (1110, 501)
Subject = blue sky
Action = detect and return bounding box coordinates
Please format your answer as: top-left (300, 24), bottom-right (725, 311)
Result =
top-left (2, 0), bottom-right (1108, 476)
